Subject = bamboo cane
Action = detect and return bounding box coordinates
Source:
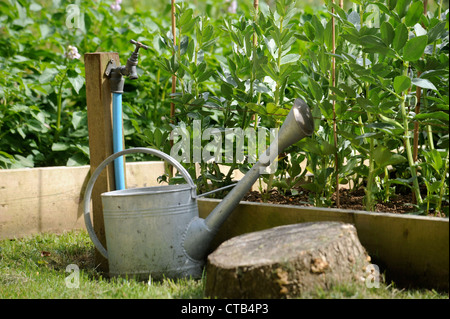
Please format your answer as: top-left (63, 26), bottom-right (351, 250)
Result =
top-left (332, 0), bottom-right (340, 208)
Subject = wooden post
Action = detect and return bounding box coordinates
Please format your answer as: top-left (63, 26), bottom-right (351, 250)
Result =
top-left (84, 52), bottom-right (120, 271)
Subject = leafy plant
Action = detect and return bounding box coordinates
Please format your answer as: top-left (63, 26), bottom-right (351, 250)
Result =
top-left (0, 0), bottom-right (448, 215)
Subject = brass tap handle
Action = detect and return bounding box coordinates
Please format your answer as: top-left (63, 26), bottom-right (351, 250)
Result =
top-left (130, 39), bottom-right (149, 52)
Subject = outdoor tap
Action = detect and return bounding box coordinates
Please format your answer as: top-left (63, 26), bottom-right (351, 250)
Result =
top-left (126, 39), bottom-right (149, 80)
top-left (105, 39), bottom-right (149, 93)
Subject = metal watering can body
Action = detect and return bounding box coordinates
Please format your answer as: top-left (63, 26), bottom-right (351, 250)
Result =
top-left (83, 98), bottom-right (314, 280)
top-left (101, 185), bottom-right (201, 279)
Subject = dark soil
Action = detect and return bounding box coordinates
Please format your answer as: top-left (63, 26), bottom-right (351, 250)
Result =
top-left (242, 187), bottom-right (448, 217)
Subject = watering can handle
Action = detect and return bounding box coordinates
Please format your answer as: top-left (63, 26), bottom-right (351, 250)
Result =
top-left (83, 147), bottom-right (196, 259)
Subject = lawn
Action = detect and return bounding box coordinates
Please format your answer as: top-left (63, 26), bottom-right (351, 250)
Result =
top-left (0, 230), bottom-right (447, 299)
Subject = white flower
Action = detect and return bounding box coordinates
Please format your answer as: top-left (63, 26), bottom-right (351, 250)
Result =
top-left (65, 45), bottom-right (81, 60)
top-left (228, 0), bottom-right (237, 14)
top-left (111, 0), bottom-right (122, 11)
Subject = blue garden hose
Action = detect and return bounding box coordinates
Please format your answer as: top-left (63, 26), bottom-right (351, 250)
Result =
top-left (112, 92), bottom-right (126, 190)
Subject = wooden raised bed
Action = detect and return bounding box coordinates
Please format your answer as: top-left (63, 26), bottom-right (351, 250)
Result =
top-left (1, 164), bottom-right (448, 290)
top-left (198, 198), bottom-right (449, 291)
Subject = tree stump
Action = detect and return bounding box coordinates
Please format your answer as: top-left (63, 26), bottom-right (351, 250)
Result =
top-left (205, 222), bottom-right (371, 299)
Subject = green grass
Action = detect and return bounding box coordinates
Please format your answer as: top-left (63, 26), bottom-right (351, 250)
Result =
top-left (0, 230), bottom-right (204, 299)
top-left (0, 230), bottom-right (448, 299)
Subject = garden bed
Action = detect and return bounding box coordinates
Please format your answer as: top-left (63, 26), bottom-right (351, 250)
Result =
top-left (242, 187), bottom-right (448, 217)
top-left (197, 198), bottom-right (449, 291)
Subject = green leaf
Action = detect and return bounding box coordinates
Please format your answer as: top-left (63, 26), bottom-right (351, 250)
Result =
top-left (220, 83), bottom-right (233, 99)
top-left (179, 36), bottom-right (189, 55)
top-left (324, 19), bottom-right (333, 50)
top-left (52, 142), bottom-right (69, 151)
top-left (301, 182), bottom-right (322, 193)
top-left (388, 154), bottom-right (407, 165)
top-left (30, 3), bottom-right (42, 11)
top-left (380, 21), bottom-right (395, 46)
top-left (423, 149), bottom-right (443, 172)
top-left (411, 78), bottom-right (437, 91)
top-left (308, 78), bottom-right (323, 101)
top-left (246, 103), bottom-right (267, 115)
top-left (320, 140), bottom-right (337, 155)
top-left (264, 37), bottom-right (277, 60)
top-left (373, 146), bottom-right (392, 167)
top-left (405, 1), bottom-right (423, 27)
top-left (393, 75), bottom-right (411, 94)
top-left (379, 114), bottom-right (404, 130)
top-left (39, 68), bottom-right (59, 84)
top-left (427, 21), bottom-right (447, 44)
top-left (393, 23), bottom-right (408, 51)
top-left (339, 83), bottom-right (356, 98)
top-left (280, 53), bottom-right (299, 65)
top-left (303, 21), bottom-right (315, 41)
top-left (403, 35), bottom-right (428, 61)
top-left (414, 111), bottom-right (449, 122)
top-left (13, 155), bottom-right (34, 168)
top-left (359, 35), bottom-right (385, 47)
top-left (154, 128), bottom-right (163, 147)
top-left (68, 75), bottom-right (84, 94)
top-left (197, 69), bottom-right (215, 83)
top-left (39, 24), bottom-right (53, 39)
top-left (311, 16), bottom-right (324, 43)
top-left (71, 111), bottom-right (85, 130)
top-left (266, 102), bottom-right (277, 114)
top-left (395, 0), bottom-right (411, 18)
top-left (179, 8), bottom-right (193, 26)
top-left (67, 153), bottom-right (88, 166)
top-left (388, 0), bottom-right (398, 10)
top-left (355, 132), bottom-right (384, 140)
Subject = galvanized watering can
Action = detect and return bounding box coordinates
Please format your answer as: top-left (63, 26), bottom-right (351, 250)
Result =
top-left (83, 98), bottom-right (314, 280)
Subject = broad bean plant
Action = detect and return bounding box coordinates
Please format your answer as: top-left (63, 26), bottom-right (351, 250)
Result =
top-left (0, 0), bottom-right (448, 215)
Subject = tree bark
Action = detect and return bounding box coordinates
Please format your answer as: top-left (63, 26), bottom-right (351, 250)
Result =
top-left (205, 222), bottom-right (371, 298)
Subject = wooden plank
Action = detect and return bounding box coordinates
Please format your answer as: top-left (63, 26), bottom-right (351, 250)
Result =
top-left (0, 162), bottom-right (165, 240)
top-left (84, 52), bottom-right (120, 271)
top-left (0, 166), bottom-right (88, 238)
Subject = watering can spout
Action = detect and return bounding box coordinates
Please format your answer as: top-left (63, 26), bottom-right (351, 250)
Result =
top-left (183, 98), bottom-right (314, 261)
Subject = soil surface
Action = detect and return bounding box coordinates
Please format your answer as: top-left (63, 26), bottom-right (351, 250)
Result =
top-left (242, 187), bottom-right (448, 217)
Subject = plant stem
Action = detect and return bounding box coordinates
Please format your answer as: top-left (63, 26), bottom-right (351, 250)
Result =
top-left (400, 61), bottom-right (423, 205)
top-left (436, 152), bottom-right (449, 215)
top-left (56, 82), bottom-right (63, 130)
top-left (170, 0), bottom-right (177, 124)
top-left (331, 0), bottom-right (340, 208)
top-left (365, 112), bottom-right (376, 211)
top-left (55, 68), bottom-right (68, 141)
top-left (263, 14), bottom-right (284, 202)
top-left (168, 0), bottom-right (177, 178)
top-left (154, 69), bottom-right (161, 123)
top-left (384, 166), bottom-right (390, 202)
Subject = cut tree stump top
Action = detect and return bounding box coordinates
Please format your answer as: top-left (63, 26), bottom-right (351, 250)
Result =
top-left (206, 222), bottom-right (371, 299)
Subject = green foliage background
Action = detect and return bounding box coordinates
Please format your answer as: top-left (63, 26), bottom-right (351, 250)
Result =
top-left (0, 0), bottom-right (448, 214)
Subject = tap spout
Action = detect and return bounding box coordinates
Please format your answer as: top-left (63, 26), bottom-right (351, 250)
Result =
top-left (105, 39), bottom-right (149, 92)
